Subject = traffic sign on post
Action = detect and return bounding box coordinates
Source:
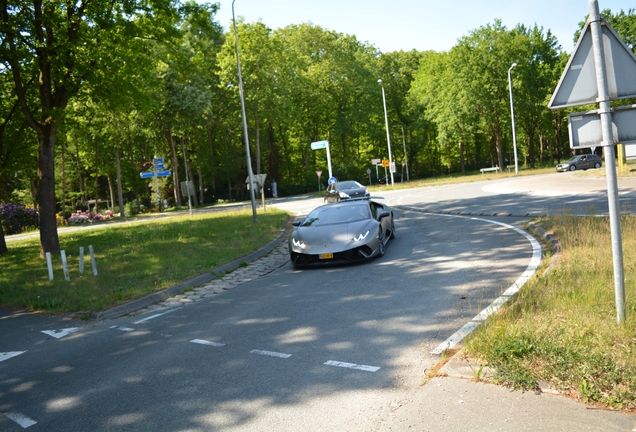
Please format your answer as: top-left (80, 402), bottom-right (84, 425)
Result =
top-left (310, 140), bottom-right (333, 180)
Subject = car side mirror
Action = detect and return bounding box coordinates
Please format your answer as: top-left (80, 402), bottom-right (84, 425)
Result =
top-left (292, 220), bottom-right (303, 227)
top-left (378, 211), bottom-right (390, 219)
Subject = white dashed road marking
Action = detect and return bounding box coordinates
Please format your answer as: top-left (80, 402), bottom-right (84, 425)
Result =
top-left (0, 351), bottom-right (26, 363)
top-left (324, 360), bottom-right (381, 372)
top-left (41, 328), bottom-right (80, 339)
top-left (5, 412), bottom-right (37, 428)
top-left (114, 327), bottom-right (135, 332)
top-left (190, 339), bottom-right (225, 347)
top-left (249, 349), bottom-right (292, 358)
top-left (133, 307), bottom-right (182, 324)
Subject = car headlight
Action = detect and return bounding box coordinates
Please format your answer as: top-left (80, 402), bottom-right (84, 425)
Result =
top-left (292, 237), bottom-right (306, 249)
top-left (339, 192), bottom-right (350, 198)
top-left (353, 231), bottom-right (369, 242)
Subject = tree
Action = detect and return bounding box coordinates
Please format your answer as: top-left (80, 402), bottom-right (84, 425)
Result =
top-left (0, 0), bottom-right (180, 253)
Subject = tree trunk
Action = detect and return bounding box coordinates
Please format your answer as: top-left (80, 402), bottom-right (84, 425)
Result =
top-left (93, 138), bottom-right (100, 212)
top-left (182, 137), bottom-right (198, 206)
top-left (115, 139), bottom-right (125, 217)
top-left (74, 136), bottom-right (86, 205)
top-left (37, 126), bottom-right (61, 254)
top-left (61, 138), bottom-right (67, 219)
top-left (168, 128), bottom-right (181, 206)
top-left (0, 221), bottom-right (7, 256)
top-left (459, 141), bottom-right (465, 174)
top-left (107, 173), bottom-right (115, 209)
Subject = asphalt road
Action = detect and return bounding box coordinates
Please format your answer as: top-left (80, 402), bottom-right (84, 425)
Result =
top-left (2, 171), bottom-right (635, 431)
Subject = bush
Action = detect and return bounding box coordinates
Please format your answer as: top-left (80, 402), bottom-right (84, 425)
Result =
top-left (0, 202), bottom-right (40, 235)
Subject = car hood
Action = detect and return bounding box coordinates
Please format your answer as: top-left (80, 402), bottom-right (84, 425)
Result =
top-left (296, 220), bottom-right (373, 245)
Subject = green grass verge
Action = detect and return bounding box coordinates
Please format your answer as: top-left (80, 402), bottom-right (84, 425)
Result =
top-left (0, 208), bottom-right (290, 315)
top-left (466, 214), bottom-right (636, 411)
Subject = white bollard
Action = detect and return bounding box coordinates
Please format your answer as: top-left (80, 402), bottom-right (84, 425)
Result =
top-left (89, 245), bottom-right (98, 276)
top-left (79, 246), bottom-right (84, 274)
top-left (45, 252), bottom-right (54, 281)
top-left (60, 250), bottom-right (70, 281)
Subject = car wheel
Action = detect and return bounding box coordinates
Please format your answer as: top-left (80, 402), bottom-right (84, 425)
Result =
top-left (390, 218), bottom-right (396, 239)
top-left (569, 165), bottom-right (576, 172)
top-left (595, 162), bottom-right (601, 169)
top-left (377, 229), bottom-right (386, 257)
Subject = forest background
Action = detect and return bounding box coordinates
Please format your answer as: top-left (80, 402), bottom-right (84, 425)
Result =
top-left (0, 1), bottom-right (635, 255)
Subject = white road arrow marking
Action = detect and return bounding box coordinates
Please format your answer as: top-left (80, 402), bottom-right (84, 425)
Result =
top-left (0, 351), bottom-right (26, 363)
top-left (5, 412), bottom-right (37, 428)
top-left (41, 328), bottom-right (80, 339)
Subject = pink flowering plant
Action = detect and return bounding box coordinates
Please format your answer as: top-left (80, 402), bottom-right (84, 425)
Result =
top-left (67, 209), bottom-right (118, 224)
top-left (0, 202), bottom-right (40, 234)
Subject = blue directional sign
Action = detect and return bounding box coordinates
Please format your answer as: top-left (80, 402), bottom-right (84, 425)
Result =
top-left (310, 140), bottom-right (328, 150)
top-left (153, 157), bottom-right (164, 164)
top-left (140, 170), bottom-right (171, 179)
top-left (328, 176), bottom-right (338, 185)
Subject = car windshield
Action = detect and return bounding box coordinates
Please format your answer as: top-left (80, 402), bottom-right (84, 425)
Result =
top-left (566, 156), bottom-right (580, 163)
top-left (301, 204), bottom-right (370, 226)
top-left (337, 181), bottom-right (362, 189)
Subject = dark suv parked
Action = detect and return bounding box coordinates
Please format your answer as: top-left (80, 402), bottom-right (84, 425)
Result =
top-left (556, 154), bottom-right (602, 172)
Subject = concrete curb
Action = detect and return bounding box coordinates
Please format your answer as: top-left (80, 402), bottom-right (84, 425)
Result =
top-left (90, 217), bottom-right (292, 321)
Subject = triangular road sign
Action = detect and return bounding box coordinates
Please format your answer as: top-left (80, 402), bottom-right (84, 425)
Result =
top-left (549, 19), bottom-right (636, 109)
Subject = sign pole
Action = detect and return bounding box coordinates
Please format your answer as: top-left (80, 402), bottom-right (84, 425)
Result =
top-left (326, 141), bottom-right (333, 179)
top-left (589, 0), bottom-right (625, 324)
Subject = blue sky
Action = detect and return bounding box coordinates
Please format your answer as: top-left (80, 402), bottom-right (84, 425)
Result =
top-left (214, 0), bottom-right (634, 53)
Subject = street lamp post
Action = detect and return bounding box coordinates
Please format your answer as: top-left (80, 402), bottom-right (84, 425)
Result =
top-left (508, 63), bottom-right (519, 175)
top-left (232, 0), bottom-right (258, 223)
top-left (392, 124), bottom-right (409, 182)
top-left (378, 79), bottom-right (394, 186)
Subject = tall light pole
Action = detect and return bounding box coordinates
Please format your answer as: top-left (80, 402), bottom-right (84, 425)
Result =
top-left (232, 0), bottom-right (258, 223)
top-left (392, 124), bottom-right (409, 182)
top-left (508, 63), bottom-right (519, 174)
top-left (378, 79), bottom-right (394, 186)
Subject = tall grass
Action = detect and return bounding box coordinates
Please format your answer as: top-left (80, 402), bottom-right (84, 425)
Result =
top-left (466, 214), bottom-right (636, 410)
top-left (0, 209), bottom-right (290, 314)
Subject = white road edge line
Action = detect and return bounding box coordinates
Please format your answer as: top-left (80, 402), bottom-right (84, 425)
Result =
top-left (399, 209), bottom-right (542, 356)
top-left (324, 360), bottom-right (381, 372)
top-left (133, 307), bottom-right (182, 324)
top-left (190, 339), bottom-right (225, 347)
top-left (249, 349), bottom-right (292, 358)
top-left (5, 412), bottom-right (37, 428)
top-left (0, 351), bottom-right (26, 363)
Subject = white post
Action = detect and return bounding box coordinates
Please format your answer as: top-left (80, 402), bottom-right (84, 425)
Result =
top-left (508, 63), bottom-right (519, 174)
top-left (60, 250), bottom-right (70, 281)
top-left (46, 252), bottom-right (54, 281)
top-left (378, 79), bottom-right (394, 186)
top-left (89, 245), bottom-right (98, 276)
top-left (325, 141), bottom-right (333, 180)
top-left (79, 246), bottom-right (85, 274)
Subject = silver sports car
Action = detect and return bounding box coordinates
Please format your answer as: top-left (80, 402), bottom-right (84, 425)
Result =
top-left (288, 198), bottom-right (395, 267)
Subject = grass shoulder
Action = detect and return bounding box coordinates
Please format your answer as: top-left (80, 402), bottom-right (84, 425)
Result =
top-left (0, 208), bottom-right (290, 315)
top-left (465, 214), bottom-right (636, 411)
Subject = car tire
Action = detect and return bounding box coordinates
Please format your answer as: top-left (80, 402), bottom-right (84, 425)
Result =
top-left (569, 165), bottom-right (576, 172)
top-left (595, 162), bottom-right (601, 169)
top-left (390, 218), bottom-right (395, 239)
top-left (377, 229), bottom-right (386, 257)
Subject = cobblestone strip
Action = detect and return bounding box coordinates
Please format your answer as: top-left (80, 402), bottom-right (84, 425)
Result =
top-left (132, 243), bottom-right (290, 316)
